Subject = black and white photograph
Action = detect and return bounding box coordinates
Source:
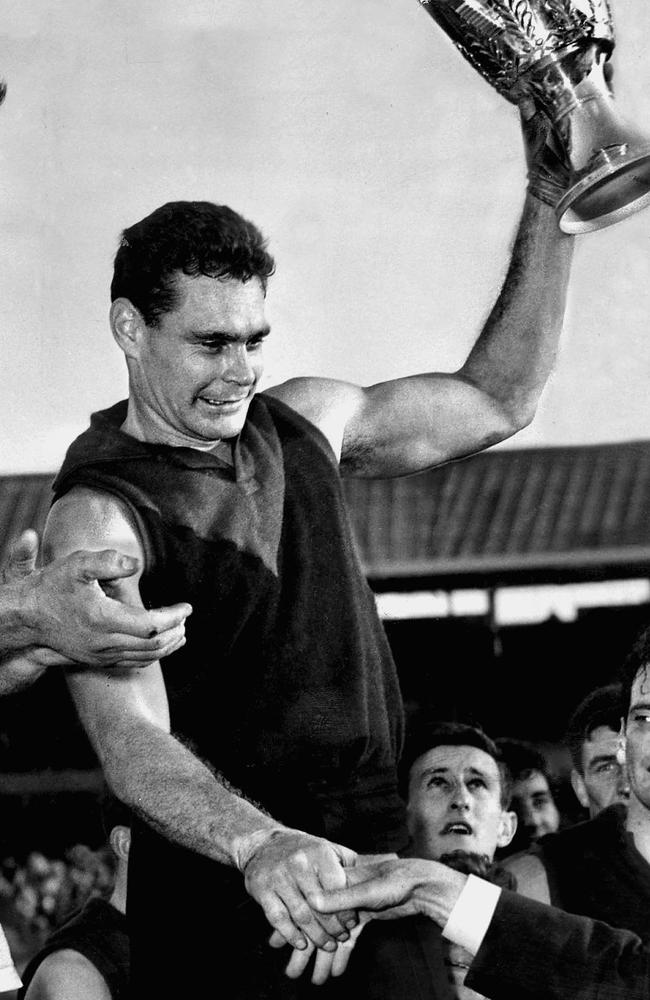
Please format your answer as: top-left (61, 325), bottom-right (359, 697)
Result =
top-left (2, 2), bottom-right (650, 997)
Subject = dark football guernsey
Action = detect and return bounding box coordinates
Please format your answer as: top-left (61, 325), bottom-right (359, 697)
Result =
top-left (53, 393), bottom-right (407, 998)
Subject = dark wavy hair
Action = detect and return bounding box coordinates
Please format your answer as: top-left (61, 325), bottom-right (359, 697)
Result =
top-left (401, 719), bottom-right (511, 809)
top-left (565, 683), bottom-right (625, 773)
top-left (110, 201), bottom-right (276, 326)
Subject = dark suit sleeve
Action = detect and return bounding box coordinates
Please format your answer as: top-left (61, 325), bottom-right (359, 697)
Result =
top-left (465, 888), bottom-right (650, 1000)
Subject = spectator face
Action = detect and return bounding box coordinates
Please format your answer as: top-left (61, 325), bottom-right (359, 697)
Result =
top-left (625, 665), bottom-right (650, 811)
top-left (406, 744), bottom-right (516, 860)
top-left (571, 724), bottom-right (629, 818)
top-left (510, 770), bottom-right (560, 843)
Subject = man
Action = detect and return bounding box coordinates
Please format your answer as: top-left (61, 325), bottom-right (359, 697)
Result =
top-left (0, 529), bottom-right (191, 694)
top-left (503, 635), bottom-right (650, 941)
top-left (18, 796), bottom-right (130, 1000)
top-left (29, 97), bottom-right (576, 996)
top-left (279, 721), bottom-right (518, 996)
top-left (494, 738), bottom-right (560, 853)
top-left (565, 683), bottom-right (629, 819)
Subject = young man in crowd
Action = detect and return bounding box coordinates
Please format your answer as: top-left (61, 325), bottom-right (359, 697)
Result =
top-left (278, 720), bottom-right (518, 997)
top-left (565, 683), bottom-right (629, 820)
top-left (494, 738), bottom-right (560, 854)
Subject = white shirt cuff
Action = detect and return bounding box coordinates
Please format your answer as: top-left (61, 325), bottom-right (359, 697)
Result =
top-left (442, 873), bottom-right (501, 956)
top-left (0, 923), bottom-right (22, 992)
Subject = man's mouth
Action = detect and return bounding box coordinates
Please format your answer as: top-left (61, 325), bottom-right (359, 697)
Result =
top-left (440, 821), bottom-right (473, 836)
top-left (199, 396), bottom-right (247, 408)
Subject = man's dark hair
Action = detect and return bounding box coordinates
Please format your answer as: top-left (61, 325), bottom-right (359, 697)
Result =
top-left (565, 683), bottom-right (625, 773)
top-left (494, 736), bottom-right (551, 787)
top-left (110, 200), bottom-right (276, 326)
top-left (620, 625), bottom-right (650, 723)
top-left (401, 719), bottom-right (512, 808)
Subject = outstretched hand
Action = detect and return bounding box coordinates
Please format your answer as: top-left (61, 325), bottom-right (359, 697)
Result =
top-left (2, 530), bottom-right (192, 666)
top-left (239, 828), bottom-right (358, 954)
top-left (310, 857), bottom-right (468, 929)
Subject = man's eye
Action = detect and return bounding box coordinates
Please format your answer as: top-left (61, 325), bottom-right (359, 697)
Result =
top-left (426, 777), bottom-right (445, 789)
top-left (467, 778), bottom-right (486, 790)
top-left (595, 761), bottom-right (617, 774)
top-left (247, 337), bottom-right (265, 351)
top-left (633, 713), bottom-right (650, 724)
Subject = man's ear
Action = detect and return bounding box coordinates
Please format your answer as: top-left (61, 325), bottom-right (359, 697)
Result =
top-left (570, 768), bottom-right (590, 810)
top-left (496, 810), bottom-right (518, 849)
top-left (110, 298), bottom-right (147, 360)
top-left (109, 824), bottom-right (131, 862)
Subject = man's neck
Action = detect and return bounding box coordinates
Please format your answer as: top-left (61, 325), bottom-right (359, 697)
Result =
top-left (122, 396), bottom-right (220, 451)
top-left (625, 796), bottom-right (650, 864)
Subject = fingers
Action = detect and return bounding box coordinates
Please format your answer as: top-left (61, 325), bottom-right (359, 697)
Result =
top-left (72, 548), bottom-right (141, 584)
top-left (140, 603), bottom-right (194, 636)
top-left (92, 601), bottom-right (192, 645)
top-left (3, 530), bottom-right (39, 583)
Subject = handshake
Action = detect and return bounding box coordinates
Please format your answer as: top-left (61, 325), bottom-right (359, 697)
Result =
top-left (239, 827), bottom-right (471, 986)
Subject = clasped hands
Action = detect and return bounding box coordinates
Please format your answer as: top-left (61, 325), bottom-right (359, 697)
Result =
top-left (240, 827), bottom-right (465, 985)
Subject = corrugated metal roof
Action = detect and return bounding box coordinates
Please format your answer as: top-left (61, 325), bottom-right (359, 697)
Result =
top-left (342, 439), bottom-right (650, 588)
top-left (2, 439), bottom-right (650, 588)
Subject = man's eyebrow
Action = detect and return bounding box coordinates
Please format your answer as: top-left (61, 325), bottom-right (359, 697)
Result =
top-left (586, 753), bottom-right (617, 771)
top-left (190, 325), bottom-right (271, 342)
top-left (629, 700), bottom-right (650, 714)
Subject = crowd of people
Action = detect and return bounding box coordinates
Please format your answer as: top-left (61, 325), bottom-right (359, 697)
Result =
top-left (0, 670), bottom-right (647, 999)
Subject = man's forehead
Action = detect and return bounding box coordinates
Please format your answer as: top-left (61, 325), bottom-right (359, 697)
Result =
top-left (630, 662), bottom-right (650, 703)
top-left (170, 272), bottom-right (266, 318)
top-left (582, 725), bottom-right (620, 766)
top-left (410, 744), bottom-right (499, 780)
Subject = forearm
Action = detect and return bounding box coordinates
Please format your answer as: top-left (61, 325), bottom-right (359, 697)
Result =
top-left (460, 194), bottom-right (574, 428)
top-left (98, 713), bottom-right (284, 869)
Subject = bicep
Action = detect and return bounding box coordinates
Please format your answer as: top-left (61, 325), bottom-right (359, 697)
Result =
top-left (268, 373), bottom-right (510, 477)
top-left (24, 950), bottom-right (113, 1000)
top-left (44, 488), bottom-right (170, 743)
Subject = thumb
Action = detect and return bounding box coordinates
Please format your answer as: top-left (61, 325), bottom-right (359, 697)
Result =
top-left (73, 548), bottom-right (141, 584)
top-left (3, 529), bottom-right (40, 582)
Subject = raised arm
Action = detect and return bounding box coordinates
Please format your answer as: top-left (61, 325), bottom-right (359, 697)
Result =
top-left (42, 488), bottom-right (357, 953)
top-left (269, 193), bottom-right (571, 479)
top-left (268, 101), bottom-right (575, 479)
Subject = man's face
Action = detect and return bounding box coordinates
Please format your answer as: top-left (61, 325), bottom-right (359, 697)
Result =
top-left (126, 273), bottom-right (269, 443)
top-left (510, 770), bottom-right (560, 843)
top-left (625, 665), bottom-right (650, 812)
top-left (572, 725), bottom-right (629, 818)
top-left (406, 745), bottom-right (516, 861)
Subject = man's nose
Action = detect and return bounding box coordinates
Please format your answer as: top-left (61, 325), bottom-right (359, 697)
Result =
top-left (450, 784), bottom-right (471, 810)
top-left (616, 767), bottom-right (631, 797)
top-left (225, 347), bottom-right (255, 385)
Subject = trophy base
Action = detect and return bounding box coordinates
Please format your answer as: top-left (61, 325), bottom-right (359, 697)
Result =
top-left (556, 145), bottom-right (650, 234)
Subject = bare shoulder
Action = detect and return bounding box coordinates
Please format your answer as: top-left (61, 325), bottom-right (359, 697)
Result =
top-left (24, 948), bottom-right (112, 1000)
top-left (502, 851), bottom-right (551, 903)
top-left (265, 377), bottom-right (365, 460)
top-left (43, 486), bottom-right (144, 564)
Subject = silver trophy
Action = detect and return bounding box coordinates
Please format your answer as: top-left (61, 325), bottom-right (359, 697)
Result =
top-left (419, 0), bottom-right (650, 232)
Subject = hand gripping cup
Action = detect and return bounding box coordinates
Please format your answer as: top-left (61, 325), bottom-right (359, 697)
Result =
top-left (418, 0), bottom-right (650, 233)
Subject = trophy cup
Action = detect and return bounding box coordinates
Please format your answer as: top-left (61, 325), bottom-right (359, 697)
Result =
top-left (418, 0), bottom-right (650, 233)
